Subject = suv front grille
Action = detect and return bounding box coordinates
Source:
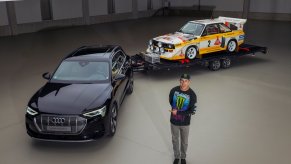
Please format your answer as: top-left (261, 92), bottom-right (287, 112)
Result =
top-left (34, 115), bottom-right (87, 135)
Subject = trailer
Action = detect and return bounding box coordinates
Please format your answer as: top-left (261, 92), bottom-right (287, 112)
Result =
top-left (131, 44), bottom-right (267, 72)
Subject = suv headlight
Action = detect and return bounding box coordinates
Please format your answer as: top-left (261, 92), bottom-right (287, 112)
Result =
top-left (83, 106), bottom-right (106, 118)
top-left (26, 106), bottom-right (38, 116)
top-left (158, 42), bottom-right (162, 47)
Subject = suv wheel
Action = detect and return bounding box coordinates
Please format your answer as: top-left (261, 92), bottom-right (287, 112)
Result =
top-left (108, 104), bottom-right (118, 137)
top-left (127, 78), bottom-right (134, 94)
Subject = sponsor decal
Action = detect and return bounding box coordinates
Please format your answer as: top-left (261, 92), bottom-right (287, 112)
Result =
top-left (214, 36), bottom-right (221, 45)
top-left (161, 36), bottom-right (173, 41)
top-left (208, 40), bottom-right (211, 47)
top-left (239, 35), bottom-right (245, 41)
top-left (172, 91), bottom-right (190, 111)
top-left (177, 37), bottom-right (186, 43)
top-left (176, 96), bottom-right (186, 110)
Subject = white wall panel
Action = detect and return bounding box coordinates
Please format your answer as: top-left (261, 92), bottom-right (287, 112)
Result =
top-left (138, 0), bottom-right (147, 11)
top-left (115, 0), bottom-right (132, 13)
top-left (250, 0), bottom-right (291, 13)
top-left (14, 0), bottom-right (42, 24)
top-left (0, 2), bottom-right (9, 26)
top-left (89, 0), bottom-right (108, 16)
top-left (51, 0), bottom-right (83, 20)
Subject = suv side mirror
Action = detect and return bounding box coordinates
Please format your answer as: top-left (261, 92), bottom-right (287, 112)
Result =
top-left (114, 74), bottom-right (126, 81)
top-left (42, 72), bottom-right (51, 80)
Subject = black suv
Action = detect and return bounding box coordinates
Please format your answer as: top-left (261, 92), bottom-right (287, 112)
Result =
top-left (26, 45), bottom-right (134, 141)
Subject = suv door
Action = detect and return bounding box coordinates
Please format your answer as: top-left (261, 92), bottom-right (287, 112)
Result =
top-left (111, 50), bottom-right (128, 106)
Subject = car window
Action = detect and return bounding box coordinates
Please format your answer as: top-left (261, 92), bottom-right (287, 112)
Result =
top-left (204, 24), bottom-right (219, 35)
top-left (178, 22), bottom-right (204, 36)
top-left (112, 51), bottom-right (126, 77)
top-left (218, 23), bottom-right (231, 33)
top-left (52, 61), bottom-right (109, 83)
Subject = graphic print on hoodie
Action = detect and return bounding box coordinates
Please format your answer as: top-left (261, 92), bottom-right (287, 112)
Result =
top-left (171, 91), bottom-right (190, 122)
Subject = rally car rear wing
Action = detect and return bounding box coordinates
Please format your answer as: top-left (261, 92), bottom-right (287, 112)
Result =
top-left (217, 16), bottom-right (247, 30)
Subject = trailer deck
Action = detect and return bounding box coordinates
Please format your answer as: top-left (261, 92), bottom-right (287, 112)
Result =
top-left (131, 44), bottom-right (267, 72)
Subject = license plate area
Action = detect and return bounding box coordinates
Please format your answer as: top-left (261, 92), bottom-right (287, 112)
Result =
top-left (47, 126), bottom-right (71, 132)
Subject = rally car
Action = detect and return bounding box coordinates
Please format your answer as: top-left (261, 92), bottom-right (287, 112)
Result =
top-left (146, 16), bottom-right (246, 61)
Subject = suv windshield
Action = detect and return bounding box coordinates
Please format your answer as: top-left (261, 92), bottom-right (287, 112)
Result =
top-left (52, 61), bottom-right (109, 83)
top-left (178, 22), bottom-right (204, 36)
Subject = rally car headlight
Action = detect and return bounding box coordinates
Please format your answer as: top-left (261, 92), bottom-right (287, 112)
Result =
top-left (83, 106), bottom-right (106, 118)
top-left (160, 48), bottom-right (165, 53)
top-left (158, 42), bottom-right (162, 47)
top-left (154, 47), bottom-right (159, 53)
top-left (149, 40), bottom-right (153, 45)
top-left (168, 44), bottom-right (174, 49)
top-left (26, 106), bottom-right (38, 116)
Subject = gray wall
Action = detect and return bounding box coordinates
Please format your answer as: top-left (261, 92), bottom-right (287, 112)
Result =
top-left (200, 0), bottom-right (244, 11)
top-left (168, 0), bottom-right (199, 7)
top-left (51, 0), bottom-right (83, 20)
top-left (0, 2), bottom-right (9, 26)
top-left (138, 0), bottom-right (147, 11)
top-left (168, 0), bottom-right (244, 11)
top-left (168, 0), bottom-right (291, 13)
top-left (250, 0), bottom-right (291, 13)
top-left (89, 0), bottom-right (108, 16)
top-left (15, 0), bottom-right (42, 24)
top-left (1, 0), bottom-right (291, 36)
top-left (152, 0), bottom-right (162, 9)
top-left (115, 0), bottom-right (132, 13)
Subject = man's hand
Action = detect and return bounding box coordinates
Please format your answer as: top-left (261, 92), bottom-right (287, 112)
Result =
top-left (171, 109), bottom-right (178, 116)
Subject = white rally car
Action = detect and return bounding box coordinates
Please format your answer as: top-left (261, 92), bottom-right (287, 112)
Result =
top-left (146, 17), bottom-right (246, 62)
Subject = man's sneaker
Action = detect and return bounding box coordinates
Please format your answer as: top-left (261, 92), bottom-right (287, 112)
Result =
top-left (173, 159), bottom-right (179, 164)
top-left (181, 159), bottom-right (186, 164)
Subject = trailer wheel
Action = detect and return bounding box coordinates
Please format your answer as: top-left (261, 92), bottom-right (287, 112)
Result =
top-left (208, 60), bottom-right (221, 71)
top-left (185, 46), bottom-right (197, 60)
top-left (227, 40), bottom-right (237, 52)
top-left (221, 58), bottom-right (231, 69)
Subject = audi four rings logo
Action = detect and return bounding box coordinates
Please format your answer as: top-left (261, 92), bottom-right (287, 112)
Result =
top-left (51, 117), bottom-right (65, 124)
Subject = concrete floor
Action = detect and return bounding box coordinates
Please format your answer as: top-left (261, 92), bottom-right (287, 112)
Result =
top-left (0, 17), bottom-right (290, 164)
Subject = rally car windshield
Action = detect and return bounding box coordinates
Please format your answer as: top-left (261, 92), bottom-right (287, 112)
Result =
top-left (178, 22), bottom-right (204, 36)
top-left (52, 61), bottom-right (110, 83)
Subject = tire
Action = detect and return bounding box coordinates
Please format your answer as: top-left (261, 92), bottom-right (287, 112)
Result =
top-left (208, 59), bottom-right (221, 71)
top-left (127, 77), bottom-right (134, 94)
top-left (226, 40), bottom-right (237, 53)
top-left (221, 58), bottom-right (231, 69)
top-left (107, 104), bottom-right (118, 137)
top-left (185, 46), bottom-right (197, 60)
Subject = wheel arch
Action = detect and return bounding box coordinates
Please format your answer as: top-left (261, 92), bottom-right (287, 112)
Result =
top-left (182, 44), bottom-right (199, 55)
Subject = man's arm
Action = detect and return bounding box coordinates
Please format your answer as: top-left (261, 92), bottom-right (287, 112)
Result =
top-left (169, 88), bottom-right (175, 106)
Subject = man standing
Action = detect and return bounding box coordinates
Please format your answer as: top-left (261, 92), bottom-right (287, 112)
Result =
top-left (169, 74), bottom-right (197, 164)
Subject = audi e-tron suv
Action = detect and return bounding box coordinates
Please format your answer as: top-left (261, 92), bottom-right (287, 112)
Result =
top-left (25, 45), bottom-right (134, 141)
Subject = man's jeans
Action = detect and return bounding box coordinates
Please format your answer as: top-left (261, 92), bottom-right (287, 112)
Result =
top-left (171, 124), bottom-right (190, 159)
